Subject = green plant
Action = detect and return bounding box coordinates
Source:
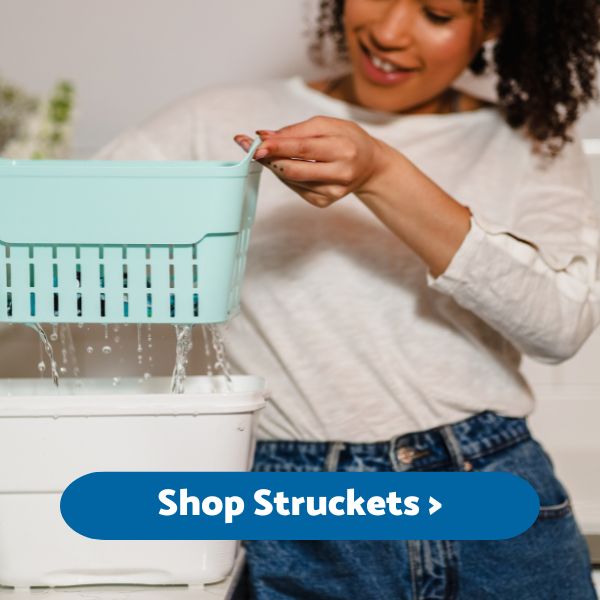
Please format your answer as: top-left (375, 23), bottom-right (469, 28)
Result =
top-left (0, 77), bottom-right (75, 159)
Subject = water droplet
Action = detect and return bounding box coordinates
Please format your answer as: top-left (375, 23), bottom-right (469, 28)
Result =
top-left (114, 336), bottom-right (121, 344)
top-left (102, 345), bottom-right (112, 355)
top-left (86, 346), bottom-right (94, 354)
top-left (143, 372), bottom-right (152, 381)
top-left (112, 377), bottom-right (121, 387)
top-left (59, 367), bottom-right (67, 375)
top-left (77, 323), bottom-right (84, 329)
top-left (37, 361), bottom-right (46, 373)
top-left (50, 324), bottom-right (59, 342)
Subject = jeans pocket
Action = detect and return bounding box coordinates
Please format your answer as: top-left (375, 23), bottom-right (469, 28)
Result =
top-left (529, 440), bottom-right (574, 520)
top-left (472, 438), bottom-right (573, 521)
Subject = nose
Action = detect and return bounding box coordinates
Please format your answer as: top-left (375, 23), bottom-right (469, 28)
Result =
top-left (369, 0), bottom-right (414, 51)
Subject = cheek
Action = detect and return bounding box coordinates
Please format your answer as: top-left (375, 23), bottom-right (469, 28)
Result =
top-left (344, 0), bottom-right (376, 23)
top-left (416, 22), bottom-right (478, 72)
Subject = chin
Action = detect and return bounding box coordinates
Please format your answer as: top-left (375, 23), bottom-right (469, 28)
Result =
top-left (353, 84), bottom-right (415, 113)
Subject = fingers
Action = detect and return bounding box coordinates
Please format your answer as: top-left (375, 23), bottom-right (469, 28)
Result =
top-left (236, 133), bottom-right (338, 163)
top-left (277, 179), bottom-right (337, 209)
top-left (234, 134), bottom-right (338, 178)
top-left (259, 115), bottom-right (344, 139)
top-left (264, 157), bottom-right (352, 184)
top-left (234, 135), bottom-right (263, 159)
top-left (233, 132), bottom-right (351, 204)
top-left (256, 136), bottom-right (337, 162)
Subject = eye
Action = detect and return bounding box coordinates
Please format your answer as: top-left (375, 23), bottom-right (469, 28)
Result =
top-left (423, 8), bottom-right (454, 24)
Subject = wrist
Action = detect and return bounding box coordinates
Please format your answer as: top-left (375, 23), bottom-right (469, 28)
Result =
top-left (353, 141), bottom-right (472, 277)
top-left (356, 140), bottom-right (408, 206)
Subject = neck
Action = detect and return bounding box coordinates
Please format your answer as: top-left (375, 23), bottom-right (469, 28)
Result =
top-left (314, 75), bottom-right (479, 115)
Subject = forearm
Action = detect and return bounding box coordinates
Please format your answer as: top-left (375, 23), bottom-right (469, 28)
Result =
top-left (242, 118), bottom-right (600, 360)
top-left (358, 142), bottom-right (471, 278)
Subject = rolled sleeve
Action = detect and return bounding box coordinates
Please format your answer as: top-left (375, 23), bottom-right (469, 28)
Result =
top-left (427, 215), bottom-right (600, 363)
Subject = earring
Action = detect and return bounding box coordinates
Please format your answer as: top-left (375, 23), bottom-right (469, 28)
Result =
top-left (469, 47), bottom-right (488, 75)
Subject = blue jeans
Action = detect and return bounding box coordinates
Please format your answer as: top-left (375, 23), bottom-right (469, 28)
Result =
top-left (234, 412), bottom-right (596, 600)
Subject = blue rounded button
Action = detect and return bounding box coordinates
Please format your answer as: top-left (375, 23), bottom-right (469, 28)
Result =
top-left (61, 472), bottom-right (539, 541)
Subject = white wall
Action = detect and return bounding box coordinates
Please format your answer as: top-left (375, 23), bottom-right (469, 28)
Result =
top-left (0, 0), bottom-right (327, 156)
top-left (1, 0), bottom-right (599, 529)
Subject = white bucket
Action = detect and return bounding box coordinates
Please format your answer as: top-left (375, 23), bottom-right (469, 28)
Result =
top-left (0, 375), bottom-right (266, 588)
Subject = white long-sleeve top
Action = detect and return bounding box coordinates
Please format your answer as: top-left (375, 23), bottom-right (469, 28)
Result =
top-left (43, 77), bottom-right (600, 440)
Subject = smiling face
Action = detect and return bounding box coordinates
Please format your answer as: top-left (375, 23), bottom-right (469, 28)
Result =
top-left (342, 0), bottom-right (497, 114)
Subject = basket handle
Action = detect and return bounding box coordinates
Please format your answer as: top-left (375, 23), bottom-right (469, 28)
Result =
top-left (237, 137), bottom-right (263, 167)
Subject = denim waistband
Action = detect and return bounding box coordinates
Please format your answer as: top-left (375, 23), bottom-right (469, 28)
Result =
top-left (254, 411), bottom-right (531, 473)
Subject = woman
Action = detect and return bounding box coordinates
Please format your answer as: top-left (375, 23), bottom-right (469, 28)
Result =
top-left (98, 0), bottom-right (600, 597)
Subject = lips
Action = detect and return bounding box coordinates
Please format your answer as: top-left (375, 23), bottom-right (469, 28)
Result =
top-left (358, 40), bottom-right (420, 85)
top-left (358, 40), bottom-right (419, 73)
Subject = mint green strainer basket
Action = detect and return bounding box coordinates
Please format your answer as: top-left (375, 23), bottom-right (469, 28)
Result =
top-left (0, 139), bottom-right (262, 325)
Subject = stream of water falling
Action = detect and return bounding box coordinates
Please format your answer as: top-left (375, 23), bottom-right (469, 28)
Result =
top-left (202, 326), bottom-right (214, 378)
top-left (171, 325), bottom-right (193, 394)
top-left (64, 324), bottom-right (80, 377)
top-left (207, 324), bottom-right (233, 384)
top-left (32, 324), bottom-right (60, 387)
top-left (29, 321), bottom-right (233, 394)
top-left (169, 324), bottom-right (233, 394)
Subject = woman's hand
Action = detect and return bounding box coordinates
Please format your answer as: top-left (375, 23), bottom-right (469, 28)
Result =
top-left (234, 116), bottom-right (395, 208)
top-left (234, 114), bottom-right (472, 277)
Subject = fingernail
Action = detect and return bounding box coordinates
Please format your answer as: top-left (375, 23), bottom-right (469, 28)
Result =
top-left (256, 130), bottom-right (277, 137)
top-left (254, 147), bottom-right (269, 159)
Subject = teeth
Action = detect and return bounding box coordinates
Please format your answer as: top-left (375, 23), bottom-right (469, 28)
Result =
top-left (370, 53), bottom-right (400, 73)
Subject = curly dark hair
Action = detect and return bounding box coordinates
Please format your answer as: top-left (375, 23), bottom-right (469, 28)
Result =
top-left (309, 0), bottom-right (600, 156)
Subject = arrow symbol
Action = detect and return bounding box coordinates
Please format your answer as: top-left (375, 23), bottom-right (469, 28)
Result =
top-left (429, 496), bottom-right (442, 515)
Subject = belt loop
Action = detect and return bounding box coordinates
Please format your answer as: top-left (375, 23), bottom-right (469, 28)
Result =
top-left (439, 425), bottom-right (466, 471)
top-left (324, 441), bottom-right (346, 472)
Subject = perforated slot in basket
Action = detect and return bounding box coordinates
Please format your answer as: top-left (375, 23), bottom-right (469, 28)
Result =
top-left (0, 234), bottom-right (245, 324)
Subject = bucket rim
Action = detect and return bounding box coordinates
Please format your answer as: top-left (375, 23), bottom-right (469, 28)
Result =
top-left (0, 375), bottom-right (267, 416)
